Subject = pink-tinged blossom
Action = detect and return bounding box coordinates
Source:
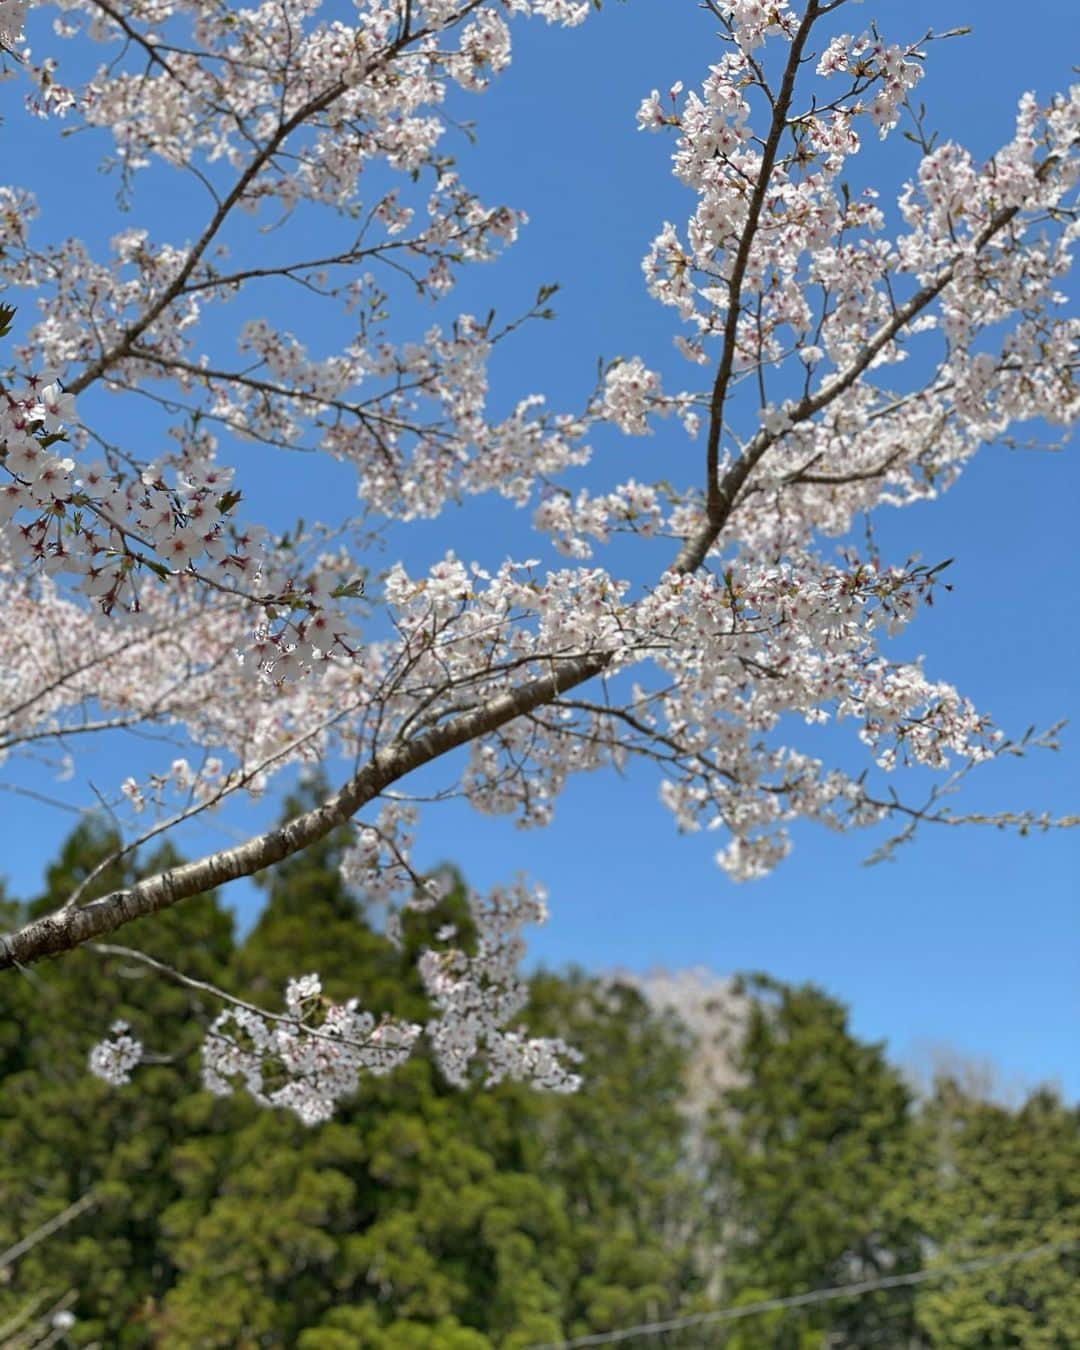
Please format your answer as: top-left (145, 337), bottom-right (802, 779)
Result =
top-left (35, 381), bottom-right (76, 431)
top-left (601, 358), bottom-right (663, 435)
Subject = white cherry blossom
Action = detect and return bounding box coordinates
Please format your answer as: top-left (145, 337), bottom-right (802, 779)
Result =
top-left (0, 0), bottom-right (1076, 1119)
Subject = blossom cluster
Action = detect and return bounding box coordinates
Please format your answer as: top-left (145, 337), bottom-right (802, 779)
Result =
top-left (0, 345), bottom-right (367, 679)
top-left (119, 754), bottom-right (227, 815)
top-left (87, 1019), bottom-right (144, 1086)
top-left (636, 31), bottom-right (923, 362)
top-left (419, 879), bottom-right (582, 1092)
top-left (1, 0), bottom-right (596, 678)
top-left (201, 974), bottom-right (424, 1126)
top-left (89, 875), bottom-right (581, 1123)
top-left (340, 800), bottom-right (428, 919)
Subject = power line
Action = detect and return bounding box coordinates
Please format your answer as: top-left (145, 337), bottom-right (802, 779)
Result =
top-left (526, 1238), bottom-right (1077, 1349)
top-left (0, 1194), bottom-right (96, 1273)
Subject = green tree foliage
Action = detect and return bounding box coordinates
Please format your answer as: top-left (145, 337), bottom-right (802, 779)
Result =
top-left (0, 806), bottom-right (702, 1347)
top-left (909, 1076), bottom-right (1080, 1348)
top-left (2, 819), bottom-right (1076, 1348)
top-left (0, 820), bottom-right (234, 1347)
top-left (704, 974), bottom-right (921, 1349)
top-left (156, 789), bottom-right (704, 1347)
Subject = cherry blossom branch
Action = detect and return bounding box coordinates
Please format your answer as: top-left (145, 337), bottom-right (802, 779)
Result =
top-left (672, 147), bottom-right (1070, 572)
top-left (65, 0), bottom-right (489, 398)
top-left (861, 722), bottom-right (1080, 865)
top-left (0, 645), bottom-right (608, 968)
top-left (702, 0), bottom-right (820, 523)
top-left (58, 681), bottom-right (387, 911)
top-left (1, 4), bottom-right (1075, 1059)
top-left (88, 942), bottom-right (397, 1053)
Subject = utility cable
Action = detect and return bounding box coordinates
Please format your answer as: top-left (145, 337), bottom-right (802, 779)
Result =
top-left (527, 1238), bottom-right (1077, 1349)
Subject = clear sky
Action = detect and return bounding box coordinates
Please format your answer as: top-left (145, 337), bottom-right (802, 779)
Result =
top-left (3, 0), bottom-right (1077, 1097)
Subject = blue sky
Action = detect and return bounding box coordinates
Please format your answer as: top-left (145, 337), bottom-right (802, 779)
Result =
top-left (2, 0), bottom-right (1077, 1096)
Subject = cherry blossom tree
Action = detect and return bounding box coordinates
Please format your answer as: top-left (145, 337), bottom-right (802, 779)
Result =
top-left (0, 0), bottom-right (1076, 1123)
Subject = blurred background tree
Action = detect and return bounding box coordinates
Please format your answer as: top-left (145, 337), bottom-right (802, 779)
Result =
top-left (907, 1075), bottom-right (1079, 1348)
top-left (0, 820), bottom-right (234, 1347)
top-left (702, 974), bottom-right (921, 1349)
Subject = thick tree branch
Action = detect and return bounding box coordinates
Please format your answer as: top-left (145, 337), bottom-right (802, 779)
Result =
top-left (0, 153), bottom-right (1060, 968)
top-left (4, 12), bottom-right (1073, 981)
top-left (0, 648), bottom-right (607, 968)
